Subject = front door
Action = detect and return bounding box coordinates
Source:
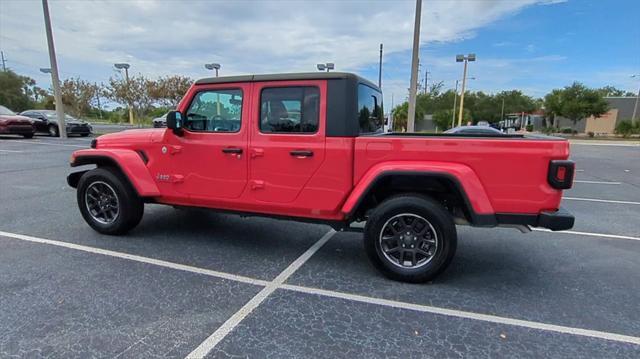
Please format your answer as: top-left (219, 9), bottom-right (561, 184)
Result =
top-left (171, 84), bottom-right (250, 201)
top-left (249, 80), bottom-right (326, 203)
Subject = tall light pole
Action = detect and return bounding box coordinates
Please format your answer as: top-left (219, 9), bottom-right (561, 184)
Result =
top-left (317, 63), bottom-right (335, 72)
top-left (632, 74), bottom-right (639, 125)
top-left (204, 63), bottom-right (221, 77)
top-left (114, 63), bottom-right (133, 125)
top-left (205, 63), bottom-right (222, 114)
top-left (42, 0), bottom-right (66, 138)
top-left (406, 0), bottom-right (422, 133)
top-left (378, 44), bottom-right (383, 88)
top-left (456, 53), bottom-right (476, 127)
top-left (451, 77), bottom-right (475, 129)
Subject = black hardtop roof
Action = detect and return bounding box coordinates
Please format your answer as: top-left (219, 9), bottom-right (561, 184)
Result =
top-left (195, 72), bottom-right (379, 90)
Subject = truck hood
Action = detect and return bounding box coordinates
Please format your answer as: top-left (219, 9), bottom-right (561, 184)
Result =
top-left (96, 128), bottom-right (165, 147)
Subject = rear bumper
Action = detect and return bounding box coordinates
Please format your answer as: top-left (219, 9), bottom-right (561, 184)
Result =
top-left (495, 207), bottom-right (575, 231)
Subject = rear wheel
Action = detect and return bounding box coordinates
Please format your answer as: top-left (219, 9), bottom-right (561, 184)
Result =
top-left (364, 194), bottom-right (457, 283)
top-left (48, 125), bottom-right (59, 137)
top-left (22, 133), bottom-right (34, 138)
top-left (77, 167), bottom-right (144, 235)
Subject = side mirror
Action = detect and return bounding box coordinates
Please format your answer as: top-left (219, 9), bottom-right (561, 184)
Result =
top-left (166, 111), bottom-right (184, 135)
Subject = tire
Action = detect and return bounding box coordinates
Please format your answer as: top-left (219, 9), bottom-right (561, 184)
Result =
top-left (48, 125), bottom-right (59, 137)
top-left (77, 167), bottom-right (144, 235)
top-left (81, 133), bottom-right (90, 137)
top-left (364, 194), bottom-right (457, 283)
top-left (22, 133), bottom-right (34, 138)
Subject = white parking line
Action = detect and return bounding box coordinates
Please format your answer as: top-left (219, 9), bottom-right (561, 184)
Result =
top-left (0, 149), bottom-right (24, 153)
top-left (531, 228), bottom-right (640, 241)
top-left (12, 140), bottom-right (86, 148)
top-left (0, 230), bottom-right (269, 287)
top-left (570, 141), bottom-right (640, 147)
top-left (573, 180), bottom-right (621, 185)
top-left (280, 284), bottom-right (640, 346)
top-left (564, 197), bottom-right (640, 205)
top-left (2, 229), bottom-right (640, 350)
top-left (186, 229), bottom-right (336, 359)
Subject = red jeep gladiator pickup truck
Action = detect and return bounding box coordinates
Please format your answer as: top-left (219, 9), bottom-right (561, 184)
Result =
top-left (67, 72), bottom-right (575, 282)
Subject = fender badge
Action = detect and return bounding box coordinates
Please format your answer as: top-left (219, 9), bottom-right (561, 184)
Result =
top-left (161, 146), bottom-right (168, 154)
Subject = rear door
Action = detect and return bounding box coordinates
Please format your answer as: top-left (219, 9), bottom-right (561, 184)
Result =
top-left (171, 84), bottom-right (250, 200)
top-left (249, 80), bottom-right (326, 203)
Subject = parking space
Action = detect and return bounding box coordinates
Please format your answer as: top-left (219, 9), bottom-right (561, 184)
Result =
top-left (1, 137), bottom-right (639, 358)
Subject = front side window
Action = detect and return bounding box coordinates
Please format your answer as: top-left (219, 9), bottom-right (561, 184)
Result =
top-left (185, 89), bottom-right (243, 132)
top-left (260, 87), bottom-right (319, 133)
top-left (358, 84), bottom-right (384, 134)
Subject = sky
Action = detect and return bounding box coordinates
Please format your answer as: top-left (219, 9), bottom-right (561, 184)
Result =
top-left (1, 0), bottom-right (638, 109)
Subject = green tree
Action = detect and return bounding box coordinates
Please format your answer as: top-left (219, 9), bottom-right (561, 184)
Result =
top-left (552, 82), bottom-right (609, 125)
top-left (147, 75), bottom-right (193, 107)
top-left (60, 78), bottom-right (100, 117)
top-left (597, 86), bottom-right (635, 97)
top-left (0, 70), bottom-right (35, 111)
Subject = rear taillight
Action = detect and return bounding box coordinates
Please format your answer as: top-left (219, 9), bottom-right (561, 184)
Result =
top-left (548, 160), bottom-right (575, 189)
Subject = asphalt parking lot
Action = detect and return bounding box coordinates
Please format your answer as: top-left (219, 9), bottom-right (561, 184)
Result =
top-left (1, 135), bottom-right (639, 358)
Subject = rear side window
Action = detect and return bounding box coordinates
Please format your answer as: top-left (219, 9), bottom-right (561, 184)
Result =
top-left (358, 84), bottom-right (384, 134)
top-left (260, 87), bottom-right (319, 133)
top-left (185, 89), bottom-right (243, 132)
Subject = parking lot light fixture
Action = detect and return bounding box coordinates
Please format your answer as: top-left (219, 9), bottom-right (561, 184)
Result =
top-left (40, 68), bottom-right (51, 74)
top-left (204, 63), bottom-right (221, 77)
top-left (114, 63), bottom-right (133, 125)
top-left (317, 63), bottom-right (334, 72)
top-left (456, 53), bottom-right (476, 127)
top-left (451, 77), bottom-right (476, 129)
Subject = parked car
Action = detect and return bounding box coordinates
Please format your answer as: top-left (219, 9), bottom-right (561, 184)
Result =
top-left (152, 112), bottom-right (168, 128)
top-left (0, 105), bottom-right (36, 138)
top-left (445, 125), bottom-right (505, 136)
top-left (20, 110), bottom-right (92, 137)
top-left (67, 72), bottom-right (575, 283)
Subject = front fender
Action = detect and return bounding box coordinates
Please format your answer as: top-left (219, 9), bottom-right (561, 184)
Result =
top-left (70, 149), bottom-right (160, 197)
top-left (341, 161), bottom-right (494, 216)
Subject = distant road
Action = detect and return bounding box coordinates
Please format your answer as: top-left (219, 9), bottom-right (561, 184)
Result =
top-left (91, 123), bottom-right (152, 135)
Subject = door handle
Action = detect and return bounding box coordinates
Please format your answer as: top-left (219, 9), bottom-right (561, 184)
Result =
top-left (222, 147), bottom-right (243, 154)
top-left (290, 150), bottom-right (313, 157)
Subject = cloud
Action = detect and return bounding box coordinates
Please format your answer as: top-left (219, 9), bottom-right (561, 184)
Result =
top-left (1, 1), bottom-right (551, 77)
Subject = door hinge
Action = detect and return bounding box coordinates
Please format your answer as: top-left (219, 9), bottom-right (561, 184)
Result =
top-left (250, 180), bottom-right (264, 190)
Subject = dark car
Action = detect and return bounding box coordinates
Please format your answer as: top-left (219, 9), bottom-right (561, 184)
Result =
top-left (20, 110), bottom-right (92, 137)
top-left (152, 112), bottom-right (168, 128)
top-left (445, 125), bottom-right (505, 136)
top-left (0, 105), bottom-right (36, 138)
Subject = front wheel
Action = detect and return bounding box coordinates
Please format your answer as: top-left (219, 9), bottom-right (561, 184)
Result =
top-left (77, 167), bottom-right (144, 235)
top-left (364, 194), bottom-right (457, 283)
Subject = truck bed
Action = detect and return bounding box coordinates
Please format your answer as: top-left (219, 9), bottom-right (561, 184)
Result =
top-left (353, 133), bottom-right (570, 215)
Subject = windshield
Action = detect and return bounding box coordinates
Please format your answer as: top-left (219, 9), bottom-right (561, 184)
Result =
top-left (0, 105), bottom-right (16, 116)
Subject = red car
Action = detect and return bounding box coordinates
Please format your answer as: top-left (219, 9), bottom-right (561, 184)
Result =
top-left (67, 72), bottom-right (575, 282)
top-left (0, 105), bottom-right (36, 138)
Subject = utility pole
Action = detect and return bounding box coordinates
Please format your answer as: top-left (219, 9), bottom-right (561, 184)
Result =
top-left (1, 51), bottom-right (6, 71)
top-left (456, 53), bottom-right (476, 127)
top-left (632, 74), bottom-right (639, 125)
top-left (500, 97), bottom-right (505, 124)
top-left (378, 43), bottom-right (383, 88)
top-left (42, 0), bottom-right (66, 138)
top-left (424, 70), bottom-right (430, 94)
top-left (407, 0), bottom-right (422, 133)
